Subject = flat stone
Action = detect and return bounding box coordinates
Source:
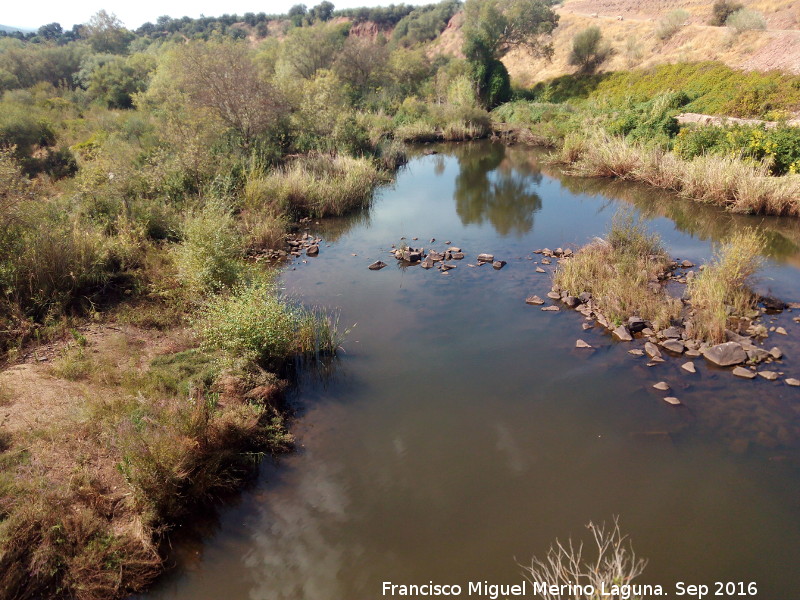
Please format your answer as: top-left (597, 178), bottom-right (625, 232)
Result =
top-left (368, 261), bottom-right (386, 270)
top-left (541, 306), bottom-right (559, 312)
top-left (758, 370), bottom-right (779, 381)
top-left (681, 260), bottom-right (694, 268)
top-left (477, 253), bottom-right (494, 262)
top-left (440, 263), bottom-right (456, 271)
top-left (649, 356), bottom-right (665, 363)
top-left (628, 349), bottom-right (644, 356)
top-left (306, 245), bottom-right (319, 256)
top-left (685, 349), bottom-right (702, 358)
top-left (428, 251), bottom-right (444, 262)
top-left (660, 339), bottom-right (685, 354)
top-left (785, 378), bottom-right (800, 386)
top-left (732, 366), bottom-right (756, 379)
top-left (612, 326), bottom-right (633, 342)
top-left (576, 339), bottom-right (592, 348)
top-left (681, 361), bottom-right (696, 373)
top-left (582, 323), bottom-right (593, 330)
top-left (492, 260), bottom-right (506, 270)
top-left (660, 326), bottom-right (682, 339)
top-left (644, 342), bottom-right (662, 359)
top-left (653, 381), bottom-right (670, 391)
top-left (451, 252), bottom-right (465, 260)
top-left (703, 342), bottom-right (746, 366)
top-left (541, 258), bottom-right (552, 265)
top-left (564, 296), bottom-right (579, 308)
top-left (547, 291), bottom-right (561, 300)
top-left (776, 327), bottom-right (788, 335)
top-left (421, 257), bottom-right (435, 269)
top-left (526, 295), bottom-right (544, 305)
top-left (663, 397), bottom-right (681, 405)
top-left (448, 247), bottom-right (461, 253)
top-left (769, 346), bottom-right (783, 359)
top-left (535, 267), bottom-right (546, 273)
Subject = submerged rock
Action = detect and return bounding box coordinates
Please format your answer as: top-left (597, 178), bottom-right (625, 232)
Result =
top-left (525, 295), bottom-right (545, 305)
top-left (786, 378), bottom-right (800, 386)
top-left (628, 349), bottom-right (644, 356)
top-left (663, 396), bottom-right (681, 405)
top-left (758, 370), bottom-right (779, 381)
top-left (535, 267), bottom-right (546, 273)
top-left (653, 381), bottom-right (670, 391)
top-left (703, 342), bottom-right (746, 366)
top-left (368, 261), bottom-right (387, 270)
top-left (575, 339), bottom-right (592, 348)
top-left (541, 306), bottom-right (560, 312)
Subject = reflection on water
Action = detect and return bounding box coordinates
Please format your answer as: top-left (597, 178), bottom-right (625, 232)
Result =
top-left (145, 141), bottom-right (800, 600)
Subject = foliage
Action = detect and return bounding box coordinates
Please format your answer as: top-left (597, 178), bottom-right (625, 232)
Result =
top-left (709, 0), bottom-right (743, 26)
top-left (196, 281), bottom-right (340, 367)
top-left (393, 0), bottom-right (461, 47)
top-left (174, 200), bottom-right (242, 296)
top-left (725, 8), bottom-right (767, 33)
top-left (568, 26), bottom-right (613, 74)
top-left (687, 229), bottom-right (765, 342)
top-left (83, 10), bottom-right (135, 54)
top-left (656, 9), bottom-right (690, 41)
top-left (674, 125), bottom-right (800, 175)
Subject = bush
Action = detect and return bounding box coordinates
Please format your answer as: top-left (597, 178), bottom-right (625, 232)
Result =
top-left (687, 229), bottom-right (765, 342)
top-left (709, 0), bottom-right (743, 26)
top-left (656, 9), bottom-right (690, 41)
top-left (726, 8), bottom-right (767, 33)
top-left (174, 200), bottom-right (242, 295)
top-left (196, 281), bottom-right (340, 368)
top-left (569, 26), bottom-right (612, 74)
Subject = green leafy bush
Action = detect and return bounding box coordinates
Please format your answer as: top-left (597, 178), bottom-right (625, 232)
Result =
top-left (725, 8), bottom-right (766, 32)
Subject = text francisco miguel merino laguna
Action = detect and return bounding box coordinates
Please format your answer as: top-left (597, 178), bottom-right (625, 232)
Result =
top-left (382, 580), bottom-right (664, 600)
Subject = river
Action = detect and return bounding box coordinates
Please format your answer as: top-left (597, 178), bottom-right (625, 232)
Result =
top-left (143, 141), bottom-right (800, 600)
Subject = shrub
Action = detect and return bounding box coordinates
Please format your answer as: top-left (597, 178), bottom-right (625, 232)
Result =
top-left (196, 282), bottom-right (340, 368)
top-left (569, 26), bottom-right (613, 74)
top-left (174, 200), bottom-right (242, 296)
top-left (656, 9), bottom-right (690, 41)
top-left (687, 229), bottom-right (765, 342)
top-left (726, 8), bottom-right (767, 33)
top-left (554, 212), bottom-right (681, 329)
top-left (709, 0), bottom-right (743, 26)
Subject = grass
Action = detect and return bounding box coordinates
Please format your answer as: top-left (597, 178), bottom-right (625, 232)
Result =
top-left (686, 229), bottom-right (765, 342)
top-left (553, 212), bottom-right (682, 330)
top-left (553, 131), bottom-right (800, 216)
top-left (244, 154), bottom-right (388, 218)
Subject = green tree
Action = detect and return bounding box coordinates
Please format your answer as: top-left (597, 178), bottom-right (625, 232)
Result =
top-left (279, 23), bottom-right (348, 79)
top-left (83, 10), bottom-right (134, 53)
top-left (568, 26), bottom-right (613, 73)
top-left (36, 23), bottom-right (63, 41)
top-left (463, 0), bottom-right (558, 107)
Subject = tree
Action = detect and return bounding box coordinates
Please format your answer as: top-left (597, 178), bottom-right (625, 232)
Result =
top-left (288, 4), bottom-right (308, 27)
top-left (568, 26), bottom-right (612, 73)
top-left (309, 1), bottom-right (335, 22)
top-left (279, 23), bottom-right (348, 79)
top-left (333, 37), bottom-right (388, 101)
top-left (462, 0), bottom-right (558, 107)
top-left (37, 23), bottom-right (63, 41)
top-left (170, 41), bottom-right (286, 146)
top-left (83, 10), bottom-right (134, 53)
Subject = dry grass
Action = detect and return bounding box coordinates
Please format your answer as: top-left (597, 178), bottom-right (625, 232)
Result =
top-left (554, 213), bottom-right (682, 329)
top-left (686, 228), bottom-right (765, 342)
top-left (554, 131), bottom-right (800, 216)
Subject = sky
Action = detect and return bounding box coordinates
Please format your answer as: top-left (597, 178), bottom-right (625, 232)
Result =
top-left (4, 0), bottom-right (425, 30)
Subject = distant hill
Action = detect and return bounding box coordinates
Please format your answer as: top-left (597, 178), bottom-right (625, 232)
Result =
top-left (0, 24), bottom-right (33, 33)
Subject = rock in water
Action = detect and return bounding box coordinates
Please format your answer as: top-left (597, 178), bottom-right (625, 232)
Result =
top-left (769, 347), bottom-right (783, 359)
top-left (702, 342), bottom-right (746, 366)
top-left (732, 366), bottom-right (756, 379)
top-left (681, 361), bottom-right (696, 374)
top-left (661, 339), bottom-right (685, 354)
top-left (575, 339), bottom-right (592, 348)
top-left (368, 261), bottom-right (386, 270)
top-left (492, 260), bottom-right (506, 270)
top-left (421, 257), bottom-right (435, 269)
top-left (612, 326), bottom-right (633, 342)
top-left (786, 378), bottom-right (800, 386)
top-left (535, 267), bottom-right (546, 273)
top-left (758, 371), bottom-right (778, 381)
top-left (644, 342), bottom-right (662, 359)
top-left (306, 245), bottom-right (319, 256)
top-left (628, 349), bottom-right (644, 356)
top-left (525, 295), bottom-right (544, 305)
top-left (477, 253), bottom-right (494, 263)
top-left (541, 306), bottom-right (559, 312)
top-left (653, 381), bottom-right (670, 391)
top-left (663, 397), bottom-right (681, 405)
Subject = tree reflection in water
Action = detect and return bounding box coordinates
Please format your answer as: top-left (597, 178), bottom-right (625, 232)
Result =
top-left (450, 142), bottom-right (543, 236)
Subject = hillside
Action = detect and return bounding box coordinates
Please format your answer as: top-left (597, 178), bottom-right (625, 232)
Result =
top-left (426, 0), bottom-right (800, 85)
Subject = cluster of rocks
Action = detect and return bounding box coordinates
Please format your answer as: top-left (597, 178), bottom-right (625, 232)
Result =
top-left (251, 222), bottom-right (322, 261)
top-left (538, 282), bottom-right (798, 387)
top-left (368, 239), bottom-right (506, 272)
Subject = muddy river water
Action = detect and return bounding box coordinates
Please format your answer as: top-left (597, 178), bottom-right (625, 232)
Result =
top-left (143, 142), bottom-right (800, 600)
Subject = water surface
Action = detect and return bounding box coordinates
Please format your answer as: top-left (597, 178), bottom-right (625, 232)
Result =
top-left (145, 141), bottom-right (800, 600)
